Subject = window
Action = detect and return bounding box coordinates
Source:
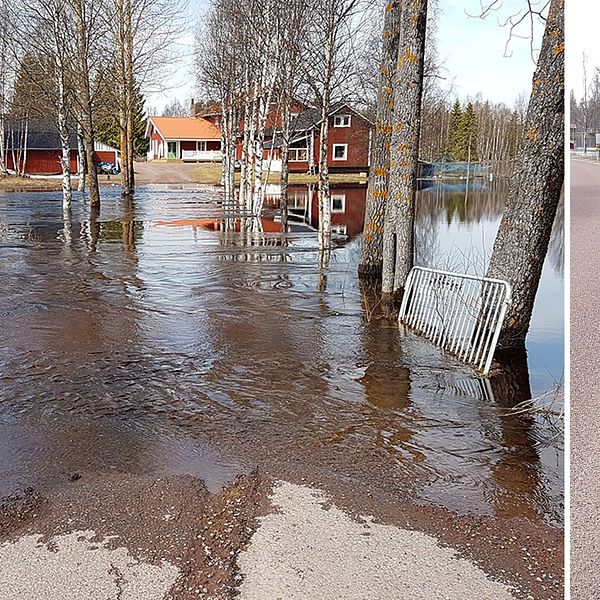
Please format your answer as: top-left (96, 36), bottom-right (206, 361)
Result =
top-left (196, 141), bottom-right (207, 152)
top-left (289, 147), bottom-right (308, 161)
top-left (332, 224), bottom-right (347, 235)
top-left (334, 114), bottom-right (351, 127)
top-left (331, 193), bottom-right (346, 213)
top-left (332, 144), bottom-right (348, 161)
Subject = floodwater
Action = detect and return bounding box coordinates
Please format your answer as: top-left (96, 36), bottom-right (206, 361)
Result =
top-left (0, 179), bottom-right (563, 526)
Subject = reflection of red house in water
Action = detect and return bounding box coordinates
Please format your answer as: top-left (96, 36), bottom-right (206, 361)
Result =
top-left (264, 184), bottom-right (367, 236)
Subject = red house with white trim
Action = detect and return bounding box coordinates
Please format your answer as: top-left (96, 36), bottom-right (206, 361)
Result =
top-left (145, 116), bottom-right (222, 162)
top-left (282, 102), bottom-right (373, 173)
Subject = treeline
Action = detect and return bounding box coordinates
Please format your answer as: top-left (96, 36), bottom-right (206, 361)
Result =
top-left (420, 96), bottom-right (525, 169)
top-left (0, 0), bottom-right (183, 206)
top-left (571, 65), bottom-right (600, 150)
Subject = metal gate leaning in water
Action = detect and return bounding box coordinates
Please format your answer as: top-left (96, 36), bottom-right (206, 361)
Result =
top-left (398, 267), bottom-right (512, 375)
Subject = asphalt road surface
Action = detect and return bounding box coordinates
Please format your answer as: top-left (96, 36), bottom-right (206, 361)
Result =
top-left (571, 156), bottom-right (600, 599)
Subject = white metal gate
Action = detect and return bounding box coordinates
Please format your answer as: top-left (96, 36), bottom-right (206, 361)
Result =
top-left (398, 267), bottom-right (512, 375)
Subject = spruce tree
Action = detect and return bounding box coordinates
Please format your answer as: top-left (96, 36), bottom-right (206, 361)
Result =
top-left (447, 99), bottom-right (463, 160)
top-left (462, 102), bottom-right (478, 162)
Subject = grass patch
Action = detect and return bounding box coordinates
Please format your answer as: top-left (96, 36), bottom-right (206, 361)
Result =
top-left (190, 165), bottom-right (368, 186)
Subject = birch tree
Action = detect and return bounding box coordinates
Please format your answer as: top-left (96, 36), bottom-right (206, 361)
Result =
top-left (381, 0), bottom-right (428, 297)
top-left (197, 1), bottom-right (239, 204)
top-left (71, 0), bottom-right (102, 206)
top-left (277, 0), bottom-right (308, 231)
top-left (105, 0), bottom-right (185, 195)
top-left (307, 0), bottom-right (361, 252)
top-left (486, 0), bottom-right (563, 348)
top-left (0, 0), bottom-right (14, 174)
top-left (13, 0), bottom-right (76, 206)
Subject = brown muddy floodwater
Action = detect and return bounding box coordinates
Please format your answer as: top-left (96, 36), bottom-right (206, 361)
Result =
top-left (0, 180), bottom-right (563, 527)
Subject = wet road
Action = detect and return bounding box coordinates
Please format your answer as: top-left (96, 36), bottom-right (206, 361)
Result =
top-left (0, 182), bottom-right (562, 528)
top-left (570, 157), bottom-right (600, 599)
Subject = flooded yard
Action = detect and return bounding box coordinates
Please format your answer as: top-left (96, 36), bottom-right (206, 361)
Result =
top-left (0, 180), bottom-right (563, 532)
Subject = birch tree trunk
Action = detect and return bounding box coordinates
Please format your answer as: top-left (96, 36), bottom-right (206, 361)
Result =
top-left (57, 75), bottom-right (72, 208)
top-left (77, 123), bottom-right (86, 191)
top-left (359, 0), bottom-right (401, 281)
top-left (317, 23), bottom-right (334, 253)
top-left (381, 0), bottom-right (428, 297)
top-left (73, 0), bottom-right (100, 206)
top-left (486, 0), bottom-right (564, 348)
top-left (279, 104), bottom-right (291, 232)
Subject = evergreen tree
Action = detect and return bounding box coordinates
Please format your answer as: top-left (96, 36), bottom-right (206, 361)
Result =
top-left (447, 99), bottom-right (462, 160)
top-left (95, 85), bottom-right (148, 157)
top-left (461, 102), bottom-right (478, 162)
top-left (11, 53), bottom-right (56, 119)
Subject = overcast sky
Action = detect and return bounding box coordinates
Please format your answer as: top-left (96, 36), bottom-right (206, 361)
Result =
top-left (147, 0), bottom-right (548, 114)
top-left (567, 0), bottom-right (598, 100)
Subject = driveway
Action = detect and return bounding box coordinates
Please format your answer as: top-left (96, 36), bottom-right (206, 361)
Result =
top-left (135, 161), bottom-right (209, 184)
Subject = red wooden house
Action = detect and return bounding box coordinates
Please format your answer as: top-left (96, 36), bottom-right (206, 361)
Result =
top-left (3, 119), bottom-right (119, 176)
top-left (145, 116), bottom-right (222, 162)
top-left (199, 101), bottom-right (373, 173)
top-left (282, 102), bottom-right (373, 173)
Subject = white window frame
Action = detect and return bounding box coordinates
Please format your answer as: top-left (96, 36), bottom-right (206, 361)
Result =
top-left (331, 193), bottom-right (346, 213)
top-left (333, 114), bottom-right (351, 128)
top-left (288, 147), bottom-right (309, 162)
top-left (332, 144), bottom-right (348, 161)
top-left (196, 141), bottom-right (207, 152)
top-left (332, 224), bottom-right (347, 235)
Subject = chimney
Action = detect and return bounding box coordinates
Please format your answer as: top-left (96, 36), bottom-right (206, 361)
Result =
top-left (190, 98), bottom-right (195, 117)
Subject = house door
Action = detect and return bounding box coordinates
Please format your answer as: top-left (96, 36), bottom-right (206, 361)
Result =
top-left (167, 141), bottom-right (177, 159)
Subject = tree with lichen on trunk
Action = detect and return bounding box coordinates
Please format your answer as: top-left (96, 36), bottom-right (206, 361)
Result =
top-left (381, 0), bottom-right (428, 299)
top-left (486, 0), bottom-right (564, 348)
top-left (358, 0), bottom-right (401, 281)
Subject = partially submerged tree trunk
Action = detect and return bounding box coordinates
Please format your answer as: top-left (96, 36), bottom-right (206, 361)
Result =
top-left (486, 0), bottom-right (564, 348)
top-left (57, 76), bottom-right (72, 208)
top-left (381, 0), bottom-right (428, 298)
top-left (77, 123), bottom-right (86, 191)
top-left (358, 0), bottom-right (401, 281)
top-left (73, 0), bottom-right (100, 206)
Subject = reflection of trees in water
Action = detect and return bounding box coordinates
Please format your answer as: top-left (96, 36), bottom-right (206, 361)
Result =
top-left (416, 180), bottom-right (508, 226)
top-left (486, 348), bottom-right (545, 521)
top-left (548, 198), bottom-right (564, 277)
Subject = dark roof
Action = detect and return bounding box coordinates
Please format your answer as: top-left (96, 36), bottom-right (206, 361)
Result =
top-left (3, 118), bottom-right (78, 150)
top-left (289, 102), bottom-right (373, 132)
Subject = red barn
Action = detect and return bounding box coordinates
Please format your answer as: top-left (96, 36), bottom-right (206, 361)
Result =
top-left (3, 120), bottom-right (119, 175)
top-left (145, 116), bottom-right (221, 161)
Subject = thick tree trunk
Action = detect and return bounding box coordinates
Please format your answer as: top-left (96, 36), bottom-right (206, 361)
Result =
top-left (381, 0), bottom-right (428, 297)
top-left (358, 0), bottom-right (401, 281)
top-left (486, 0), bottom-right (564, 348)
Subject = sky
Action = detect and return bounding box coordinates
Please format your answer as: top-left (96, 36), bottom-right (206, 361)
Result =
top-left (567, 0), bottom-right (600, 100)
top-left (147, 0), bottom-right (548, 114)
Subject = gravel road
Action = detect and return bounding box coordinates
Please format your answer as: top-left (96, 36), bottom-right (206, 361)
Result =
top-left (571, 156), bottom-right (600, 599)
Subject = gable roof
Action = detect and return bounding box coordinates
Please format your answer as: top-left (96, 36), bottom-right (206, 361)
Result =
top-left (3, 118), bottom-right (78, 150)
top-left (289, 102), bottom-right (374, 133)
top-left (148, 116), bottom-right (220, 140)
